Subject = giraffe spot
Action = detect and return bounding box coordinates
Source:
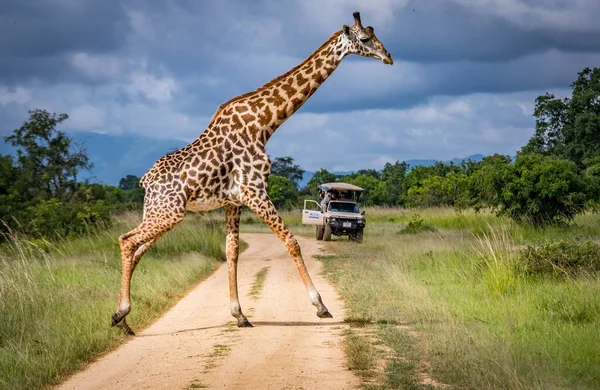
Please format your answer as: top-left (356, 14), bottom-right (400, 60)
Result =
top-left (258, 106), bottom-right (273, 126)
top-left (235, 105), bottom-right (248, 113)
top-left (315, 58), bottom-right (323, 68)
top-left (291, 98), bottom-right (304, 111)
top-left (276, 109), bottom-right (288, 121)
top-left (296, 73), bottom-right (308, 86)
top-left (300, 85), bottom-right (311, 96)
top-left (315, 72), bottom-right (325, 84)
top-left (241, 113), bottom-right (255, 123)
top-left (232, 115), bottom-right (242, 128)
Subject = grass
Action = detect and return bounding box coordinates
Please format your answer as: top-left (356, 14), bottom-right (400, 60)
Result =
top-left (318, 208), bottom-right (600, 389)
top-left (249, 266), bottom-right (270, 300)
top-left (0, 211), bottom-right (226, 390)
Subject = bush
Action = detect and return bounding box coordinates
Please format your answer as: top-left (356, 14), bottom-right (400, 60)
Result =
top-left (487, 153), bottom-right (588, 226)
top-left (399, 214), bottom-right (436, 235)
top-left (518, 239), bottom-right (600, 277)
top-left (27, 198), bottom-right (112, 238)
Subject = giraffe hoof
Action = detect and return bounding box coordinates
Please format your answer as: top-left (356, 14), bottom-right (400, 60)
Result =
top-left (111, 312), bottom-right (124, 327)
top-left (317, 310), bottom-right (333, 319)
top-left (118, 321), bottom-right (136, 336)
top-left (237, 318), bottom-right (253, 327)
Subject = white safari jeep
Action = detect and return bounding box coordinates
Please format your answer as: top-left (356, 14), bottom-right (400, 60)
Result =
top-left (301, 182), bottom-right (366, 243)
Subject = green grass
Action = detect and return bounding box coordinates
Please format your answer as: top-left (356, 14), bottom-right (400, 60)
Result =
top-left (249, 266), bottom-right (270, 299)
top-left (0, 211), bottom-right (226, 389)
top-left (319, 208), bottom-right (600, 389)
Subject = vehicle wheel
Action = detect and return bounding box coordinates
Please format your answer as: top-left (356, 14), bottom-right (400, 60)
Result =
top-left (355, 228), bottom-right (364, 243)
top-left (323, 225), bottom-right (332, 241)
top-left (316, 226), bottom-right (324, 240)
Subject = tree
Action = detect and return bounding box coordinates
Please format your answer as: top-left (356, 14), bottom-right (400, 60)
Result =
top-left (4, 109), bottom-right (92, 201)
top-left (119, 174), bottom-right (141, 190)
top-left (118, 174), bottom-right (145, 204)
top-left (484, 153), bottom-right (587, 226)
top-left (0, 109), bottom-right (113, 239)
top-left (523, 67), bottom-right (600, 170)
top-left (380, 161), bottom-right (407, 205)
top-left (303, 168), bottom-right (339, 195)
top-left (270, 156), bottom-right (304, 188)
top-left (268, 175), bottom-right (299, 209)
top-left (346, 174), bottom-right (383, 206)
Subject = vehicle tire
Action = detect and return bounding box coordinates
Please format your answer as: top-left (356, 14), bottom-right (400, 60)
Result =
top-left (355, 228), bottom-right (364, 243)
top-left (323, 224), bottom-right (332, 241)
top-left (316, 226), bottom-right (324, 240)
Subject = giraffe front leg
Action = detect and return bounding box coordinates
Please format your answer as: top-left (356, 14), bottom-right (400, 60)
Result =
top-left (225, 205), bottom-right (252, 327)
top-left (243, 192), bottom-right (332, 319)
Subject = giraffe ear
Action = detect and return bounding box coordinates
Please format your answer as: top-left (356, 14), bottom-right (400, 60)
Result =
top-left (343, 25), bottom-right (351, 37)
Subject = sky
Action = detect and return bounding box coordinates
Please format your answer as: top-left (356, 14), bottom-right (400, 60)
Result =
top-left (1, 0), bottom-right (599, 172)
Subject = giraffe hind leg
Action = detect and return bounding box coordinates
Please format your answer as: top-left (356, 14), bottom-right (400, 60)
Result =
top-left (111, 238), bottom-right (158, 334)
top-left (111, 209), bottom-right (184, 334)
top-left (244, 192), bottom-right (332, 319)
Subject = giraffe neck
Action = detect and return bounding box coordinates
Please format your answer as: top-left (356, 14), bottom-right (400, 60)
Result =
top-left (217, 31), bottom-right (347, 145)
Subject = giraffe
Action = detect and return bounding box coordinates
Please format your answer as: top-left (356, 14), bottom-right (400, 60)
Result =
top-left (111, 11), bottom-right (393, 335)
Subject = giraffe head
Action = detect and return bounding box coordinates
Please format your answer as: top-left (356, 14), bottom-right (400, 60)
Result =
top-left (342, 12), bottom-right (393, 65)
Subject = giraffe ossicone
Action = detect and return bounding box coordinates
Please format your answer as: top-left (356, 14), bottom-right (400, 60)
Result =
top-left (111, 11), bottom-right (393, 334)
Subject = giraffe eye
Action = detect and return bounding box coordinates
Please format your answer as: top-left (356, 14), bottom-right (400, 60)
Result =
top-left (360, 37), bottom-right (370, 43)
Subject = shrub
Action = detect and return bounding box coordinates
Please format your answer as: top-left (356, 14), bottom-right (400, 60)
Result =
top-left (27, 198), bottom-right (112, 239)
top-left (399, 214), bottom-right (436, 235)
top-left (484, 153), bottom-right (588, 226)
top-left (518, 239), bottom-right (600, 277)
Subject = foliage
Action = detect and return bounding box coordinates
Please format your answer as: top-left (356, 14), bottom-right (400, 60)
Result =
top-left (268, 175), bottom-right (299, 209)
top-left (519, 239), bottom-right (600, 277)
top-left (523, 67), bottom-right (600, 170)
top-left (0, 110), bottom-right (144, 239)
top-left (302, 168), bottom-right (339, 195)
top-left (485, 153), bottom-right (588, 226)
top-left (399, 214), bottom-right (436, 235)
top-left (118, 174), bottom-right (145, 204)
top-left (270, 156), bottom-right (304, 188)
top-left (4, 109), bottom-right (91, 201)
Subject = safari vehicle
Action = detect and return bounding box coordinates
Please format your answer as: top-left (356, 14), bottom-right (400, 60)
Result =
top-left (301, 182), bottom-right (366, 243)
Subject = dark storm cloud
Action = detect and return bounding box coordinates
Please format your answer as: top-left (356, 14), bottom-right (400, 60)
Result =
top-left (385, 1), bottom-right (600, 63)
top-left (0, 0), bottom-right (130, 84)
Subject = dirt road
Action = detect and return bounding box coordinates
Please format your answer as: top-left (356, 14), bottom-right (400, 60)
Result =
top-left (58, 233), bottom-right (359, 390)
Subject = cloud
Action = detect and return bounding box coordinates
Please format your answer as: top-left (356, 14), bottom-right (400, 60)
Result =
top-left (0, 0), bottom-right (130, 84)
top-left (266, 90), bottom-right (563, 171)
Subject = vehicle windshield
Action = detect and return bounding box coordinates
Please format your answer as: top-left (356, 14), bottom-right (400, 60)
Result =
top-left (328, 202), bottom-right (359, 213)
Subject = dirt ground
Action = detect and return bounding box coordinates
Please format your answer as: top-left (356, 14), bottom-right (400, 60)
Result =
top-left (57, 233), bottom-right (359, 390)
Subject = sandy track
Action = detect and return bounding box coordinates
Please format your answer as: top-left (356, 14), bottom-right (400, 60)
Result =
top-left (58, 233), bottom-right (359, 390)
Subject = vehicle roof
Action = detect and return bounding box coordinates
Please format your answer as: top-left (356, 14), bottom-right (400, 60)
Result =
top-left (317, 182), bottom-right (365, 192)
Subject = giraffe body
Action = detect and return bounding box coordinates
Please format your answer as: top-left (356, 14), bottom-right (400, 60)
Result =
top-left (112, 12), bottom-right (393, 334)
